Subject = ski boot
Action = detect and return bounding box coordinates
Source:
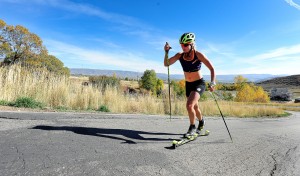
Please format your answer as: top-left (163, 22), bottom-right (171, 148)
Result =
top-left (196, 119), bottom-right (205, 134)
top-left (183, 125), bottom-right (197, 138)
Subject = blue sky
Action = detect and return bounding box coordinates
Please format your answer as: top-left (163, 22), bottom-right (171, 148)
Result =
top-left (1, 0), bottom-right (300, 75)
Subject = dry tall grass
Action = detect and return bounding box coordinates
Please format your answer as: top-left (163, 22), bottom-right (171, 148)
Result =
top-left (0, 64), bottom-right (69, 107)
top-left (0, 64), bottom-right (289, 117)
top-left (199, 100), bottom-right (285, 117)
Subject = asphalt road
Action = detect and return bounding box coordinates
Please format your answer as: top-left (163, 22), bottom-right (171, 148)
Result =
top-left (0, 111), bottom-right (299, 176)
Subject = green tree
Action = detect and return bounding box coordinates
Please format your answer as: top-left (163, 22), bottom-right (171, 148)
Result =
top-left (170, 80), bottom-right (185, 97)
top-left (24, 55), bottom-right (70, 76)
top-left (139, 69), bottom-right (158, 94)
top-left (156, 79), bottom-right (164, 96)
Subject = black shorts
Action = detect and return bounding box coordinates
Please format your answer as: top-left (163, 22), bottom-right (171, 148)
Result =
top-left (185, 78), bottom-right (206, 97)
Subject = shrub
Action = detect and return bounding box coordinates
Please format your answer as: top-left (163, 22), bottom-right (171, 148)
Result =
top-left (97, 105), bottom-right (110, 112)
top-left (139, 70), bottom-right (157, 94)
top-left (13, 97), bottom-right (44, 108)
top-left (89, 75), bottom-right (120, 91)
top-left (170, 80), bottom-right (185, 97)
top-left (235, 84), bottom-right (269, 103)
top-left (156, 79), bottom-right (164, 96)
top-left (0, 100), bottom-right (10, 106)
top-left (216, 83), bottom-right (236, 91)
top-left (222, 91), bottom-right (234, 101)
top-left (200, 92), bottom-right (208, 101)
top-left (234, 75), bottom-right (248, 90)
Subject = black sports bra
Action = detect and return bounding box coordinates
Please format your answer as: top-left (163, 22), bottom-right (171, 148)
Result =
top-left (179, 51), bottom-right (202, 72)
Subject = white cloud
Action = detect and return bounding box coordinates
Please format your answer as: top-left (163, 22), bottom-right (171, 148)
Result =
top-left (285, 0), bottom-right (300, 10)
top-left (198, 40), bottom-right (300, 75)
top-left (44, 39), bottom-right (300, 75)
top-left (221, 44), bottom-right (300, 75)
top-left (246, 44), bottom-right (300, 62)
top-left (44, 39), bottom-right (183, 74)
top-left (227, 62), bottom-right (299, 75)
top-left (89, 38), bottom-right (122, 49)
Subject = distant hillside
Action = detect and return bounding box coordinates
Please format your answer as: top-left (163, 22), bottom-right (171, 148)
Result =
top-left (156, 74), bottom-right (284, 83)
top-left (70, 68), bottom-right (286, 83)
top-left (70, 68), bottom-right (186, 80)
top-left (256, 74), bottom-right (300, 89)
top-left (213, 74), bottom-right (284, 83)
top-left (70, 68), bottom-right (143, 79)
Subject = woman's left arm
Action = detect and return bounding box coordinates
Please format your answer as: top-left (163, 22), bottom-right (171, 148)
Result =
top-left (196, 51), bottom-right (216, 90)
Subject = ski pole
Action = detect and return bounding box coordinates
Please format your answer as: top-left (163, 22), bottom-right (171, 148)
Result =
top-left (166, 42), bottom-right (172, 121)
top-left (168, 62), bottom-right (171, 121)
top-left (209, 91), bottom-right (233, 142)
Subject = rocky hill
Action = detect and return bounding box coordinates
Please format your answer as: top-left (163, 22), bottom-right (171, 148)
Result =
top-left (256, 74), bottom-right (300, 89)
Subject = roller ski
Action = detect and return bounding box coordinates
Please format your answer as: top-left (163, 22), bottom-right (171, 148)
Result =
top-left (172, 129), bottom-right (210, 149)
top-left (171, 121), bottom-right (210, 149)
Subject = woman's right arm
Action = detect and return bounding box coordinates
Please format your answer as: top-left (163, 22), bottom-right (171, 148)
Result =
top-left (164, 52), bottom-right (181, 67)
top-left (164, 43), bottom-right (181, 66)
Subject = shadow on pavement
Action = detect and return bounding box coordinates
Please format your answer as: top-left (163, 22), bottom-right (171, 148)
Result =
top-left (31, 125), bottom-right (179, 144)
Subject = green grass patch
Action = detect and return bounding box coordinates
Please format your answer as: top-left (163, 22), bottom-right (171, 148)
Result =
top-left (279, 111), bottom-right (292, 117)
top-left (97, 105), bottom-right (110, 112)
top-left (13, 97), bottom-right (44, 109)
top-left (0, 100), bottom-right (10, 106)
top-left (54, 106), bottom-right (70, 111)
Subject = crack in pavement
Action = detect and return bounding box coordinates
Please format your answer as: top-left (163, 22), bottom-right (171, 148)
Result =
top-left (15, 146), bottom-right (26, 171)
top-left (270, 151), bottom-right (278, 176)
top-left (43, 154), bottom-right (51, 169)
top-left (284, 146), bottom-right (298, 176)
top-left (269, 145), bottom-right (298, 176)
top-left (0, 116), bottom-right (19, 120)
top-left (256, 168), bottom-right (263, 176)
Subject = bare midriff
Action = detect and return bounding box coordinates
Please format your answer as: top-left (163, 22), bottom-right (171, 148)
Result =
top-left (184, 71), bottom-right (203, 82)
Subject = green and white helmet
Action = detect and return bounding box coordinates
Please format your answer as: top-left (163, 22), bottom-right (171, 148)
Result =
top-left (179, 32), bottom-right (195, 44)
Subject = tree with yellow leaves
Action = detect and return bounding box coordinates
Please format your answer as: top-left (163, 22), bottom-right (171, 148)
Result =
top-left (235, 83), bottom-right (269, 103)
top-left (234, 75), bottom-right (248, 90)
top-left (0, 19), bottom-right (46, 64)
top-left (0, 19), bottom-right (69, 75)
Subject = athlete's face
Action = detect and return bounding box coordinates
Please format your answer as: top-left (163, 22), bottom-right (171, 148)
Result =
top-left (181, 43), bottom-right (191, 53)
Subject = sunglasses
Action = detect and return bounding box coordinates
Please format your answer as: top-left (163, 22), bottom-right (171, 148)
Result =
top-left (181, 43), bottom-right (190, 47)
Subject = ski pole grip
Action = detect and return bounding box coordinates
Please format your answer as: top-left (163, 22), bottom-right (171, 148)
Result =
top-left (165, 42), bottom-right (172, 50)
